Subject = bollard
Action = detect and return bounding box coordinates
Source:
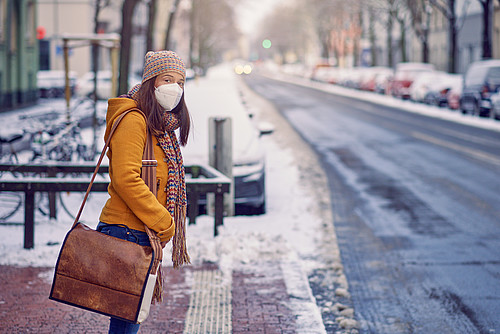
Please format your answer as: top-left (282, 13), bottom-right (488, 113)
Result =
top-left (208, 117), bottom-right (234, 223)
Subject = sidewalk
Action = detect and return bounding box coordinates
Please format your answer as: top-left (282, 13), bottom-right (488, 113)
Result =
top-left (0, 263), bottom-right (296, 333)
top-left (0, 65), bottom-right (358, 333)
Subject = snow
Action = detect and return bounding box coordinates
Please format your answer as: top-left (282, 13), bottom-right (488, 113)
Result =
top-left (3, 62), bottom-right (497, 332)
top-left (0, 64), bottom-right (328, 333)
top-left (266, 66), bottom-right (500, 134)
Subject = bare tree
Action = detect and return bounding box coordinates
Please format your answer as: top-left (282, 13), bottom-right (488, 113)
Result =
top-left (257, 3), bottom-right (310, 63)
top-left (305, 0), bottom-right (338, 61)
top-left (367, 4), bottom-right (378, 65)
top-left (367, 0), bottom-right (409, 67)
top-left (146, 0), bottom-right (156, 51)
top-left (477, 0), bottom-right (494, 59)
top-left (118, 0), bottom-right (140, 95)
top-left (189, 0), bottom-right (239, 71)
top-left (406, 0), bottom-right (432, 63)
top-left (91, 0), bottom-right (110, 152)
top-left (429, 0), bottom-right (458, 73)
top-left (164, 0), bottom-right (182, 50)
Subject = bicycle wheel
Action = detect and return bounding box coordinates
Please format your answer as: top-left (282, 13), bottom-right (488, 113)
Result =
top-left (59, 191), bottom-right (88, 218)
top-left (0, 192), bottom-right (23, 221)
top-left (35, 192), bottom-right (51, 217)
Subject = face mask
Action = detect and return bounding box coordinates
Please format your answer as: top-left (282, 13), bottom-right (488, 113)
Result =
top-left (154, 83), bottom-right (183, 111)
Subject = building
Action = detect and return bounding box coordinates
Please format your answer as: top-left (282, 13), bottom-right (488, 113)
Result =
top-left (0, 0), bottom-right (38, 111)
top-left (37, 0), bottom-right (188, 82)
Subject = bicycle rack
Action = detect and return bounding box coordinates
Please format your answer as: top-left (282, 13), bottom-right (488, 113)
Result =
top-left (0, 163), bottom-right (231, 249)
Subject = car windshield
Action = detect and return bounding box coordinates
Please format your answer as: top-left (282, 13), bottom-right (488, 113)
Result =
top-left (486, 67), bottom-right (500, 85)
top-left (465, 66), bottom-right (490, 86)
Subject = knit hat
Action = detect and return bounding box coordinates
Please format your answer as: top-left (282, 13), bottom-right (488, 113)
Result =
top-left (141, 50), bottom-right (186, 84)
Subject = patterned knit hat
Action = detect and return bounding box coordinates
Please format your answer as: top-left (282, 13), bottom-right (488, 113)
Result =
top-left (142, 50), bottom-right (186, 84)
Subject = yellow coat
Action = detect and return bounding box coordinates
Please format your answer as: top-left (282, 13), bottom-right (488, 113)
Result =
top-left (99, 97), bottom-right (175, 243)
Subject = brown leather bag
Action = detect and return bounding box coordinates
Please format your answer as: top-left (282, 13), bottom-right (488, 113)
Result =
top-left (49, 109), bottom-right (163, 324)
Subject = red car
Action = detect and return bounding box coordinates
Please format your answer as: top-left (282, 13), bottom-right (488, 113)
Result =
top-left (389, 62), bottom-right (435, 99)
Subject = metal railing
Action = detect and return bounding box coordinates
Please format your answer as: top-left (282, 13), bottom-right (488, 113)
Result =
top-left (0, 163), bottom-right (231, 249)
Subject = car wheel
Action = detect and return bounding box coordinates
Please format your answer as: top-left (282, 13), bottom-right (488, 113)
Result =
top-left (235, 200), bottom-right (266, 215)
top-left (252, 200), bottom-right (266, 215)
top-left (492, 109), bottom-right (500, 120)
top-left (472, 103), bottom-right (480, 116)
top-left (479, 107), bottom-right (490, 117)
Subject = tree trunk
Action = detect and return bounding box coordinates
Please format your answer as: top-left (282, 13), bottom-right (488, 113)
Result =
top-left (118, 0), bottom-right (139, 95)
top-left (164, 0), bottom-right (181, 50)
top-left (369, 6), bottom-right (377, 66)
top-left (481, 0), bottom-right (493, 59)
top-left (423, 9), bottom-right (430, 63)
top-left (448, 0), bottom-right (457, 73)
top-left (146, 0), bottom-right (156, 51)
top-left (322, 37), bottom-right (330, 60)
top-left (353, 10), bottom-right (363, 66)
top-left (399, 19), bottom-right (407, 63)
top-left (189, 0), bottom-right (197, 68)
top-left (422, 37), bottom-right (429, 63)
top-left (387, 12), bottom-right (394, 67)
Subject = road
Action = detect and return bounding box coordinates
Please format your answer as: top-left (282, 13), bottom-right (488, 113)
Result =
top-left (243, 73), bottom-right (500, 333)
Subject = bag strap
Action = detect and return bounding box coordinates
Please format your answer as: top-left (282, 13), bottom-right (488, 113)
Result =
top-left (72, 108), bottom-right (164, 300)
top-left (72, 109), bottom-right (138, 227)
top-left (72, 108), bottom-right (159, 240)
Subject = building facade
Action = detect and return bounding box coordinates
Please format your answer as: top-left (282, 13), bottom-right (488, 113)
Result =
top-left (0, 0), bottom-right (38, 111)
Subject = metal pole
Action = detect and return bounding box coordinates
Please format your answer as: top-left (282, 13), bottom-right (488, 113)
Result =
top-left (24, 191), bottom-right (35, 249)
top-left (63, 39), bottom-right (71, 123)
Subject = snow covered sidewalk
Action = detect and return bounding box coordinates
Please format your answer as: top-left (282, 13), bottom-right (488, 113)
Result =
top-left (0, 65), bottom-right (358, 333)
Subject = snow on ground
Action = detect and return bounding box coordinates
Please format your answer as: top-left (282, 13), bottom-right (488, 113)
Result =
top-left (264, 65), bottom-right (500, 134)
top-left (4, 63), bottom-right (496, 332)
top-left (0, 64), bottom-right (329, 333)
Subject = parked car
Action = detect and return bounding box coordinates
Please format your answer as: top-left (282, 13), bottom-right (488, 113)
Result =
top-left (487, 90), bottom-right (500, 120)
top-left (460, 59), bottom-right (500, 117)
top-left (37, 70), bottom-right (77, 98)
top-left (75, 71), bottom-right (141, 100)
top-left (447, 80), bottom-right (463, 110)
top-left (374, 70), bottom-right (393, 94)
top-left (310, 65), bottom-right (338, 84)
top-left (422, 73), bottom-right (462, 107)
top-left (389, 62), bottom-right (435, 99)
top-left (359, 67), bottom-right (393, 92)
top-left (409, 71), bottom-right (447, 102)
top-left (183, 66), bottom-right (273, 214)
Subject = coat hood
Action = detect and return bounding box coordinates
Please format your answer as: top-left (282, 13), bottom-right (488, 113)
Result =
top-left (104, 97), bottom-right (140, 142)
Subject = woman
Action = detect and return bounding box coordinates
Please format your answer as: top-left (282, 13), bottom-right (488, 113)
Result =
top-left (97, 50), bottom-right (190, 334)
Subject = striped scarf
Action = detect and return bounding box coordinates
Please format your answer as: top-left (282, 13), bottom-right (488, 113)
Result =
top-left (156, 112), bottom-right (190, 268)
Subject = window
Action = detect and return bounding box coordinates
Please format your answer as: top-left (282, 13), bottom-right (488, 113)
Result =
top-left (10, 7), bottom-right (17, 52)
top-left (26, 1), bottom-right (35, 45)
top-left (0, 0), bottom-right (6, 42)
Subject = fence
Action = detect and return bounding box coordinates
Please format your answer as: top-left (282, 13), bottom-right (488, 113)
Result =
top-left (0, 163), bottom-right (231, 249)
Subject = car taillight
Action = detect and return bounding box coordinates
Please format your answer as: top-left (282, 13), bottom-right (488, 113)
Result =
top-left (482, 85), bottom-right (490, 98)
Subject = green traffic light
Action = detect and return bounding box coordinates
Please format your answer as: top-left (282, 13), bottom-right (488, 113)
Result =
top-left (262, 39), bottom-right (272, 49)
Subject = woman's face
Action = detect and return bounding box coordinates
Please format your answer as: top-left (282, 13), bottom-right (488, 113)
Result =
top-left (154, 72), bottom-right (185, 89)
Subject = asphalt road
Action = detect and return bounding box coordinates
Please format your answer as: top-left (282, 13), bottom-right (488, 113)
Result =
top-left (243, 73), bottom-right (500, 334)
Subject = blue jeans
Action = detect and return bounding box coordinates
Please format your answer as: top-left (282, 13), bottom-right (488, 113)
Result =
top-left (97, 222), bottom-right (151, 334)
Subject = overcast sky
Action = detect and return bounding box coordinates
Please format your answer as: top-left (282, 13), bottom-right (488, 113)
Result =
top-left (236, 0), bottom-right (285, 35)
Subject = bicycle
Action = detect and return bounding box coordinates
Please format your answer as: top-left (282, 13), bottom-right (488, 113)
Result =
top-left (0, 97), bottom-right (102, 223)
top-left (0, 133), bottom-right (26, 221)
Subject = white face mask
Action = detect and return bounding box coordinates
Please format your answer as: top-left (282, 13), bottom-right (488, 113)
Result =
top-left (154, 83), bottom-right (183, 111)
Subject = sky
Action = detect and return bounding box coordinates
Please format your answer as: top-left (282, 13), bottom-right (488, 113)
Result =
top-left (236, 0), bottom-right (285, 35)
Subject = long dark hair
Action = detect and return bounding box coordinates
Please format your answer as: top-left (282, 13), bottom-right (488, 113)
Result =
top-left (136, 77), bottom-right (191, 146)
